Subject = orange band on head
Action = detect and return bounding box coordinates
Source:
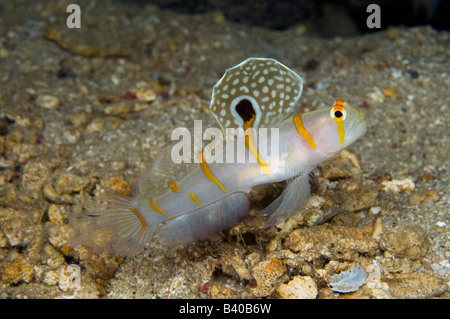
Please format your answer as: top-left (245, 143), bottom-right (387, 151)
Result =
top-left (334, 105), bottom-right (343, 111)
top-left (333, 99), bottom-right (346, 145)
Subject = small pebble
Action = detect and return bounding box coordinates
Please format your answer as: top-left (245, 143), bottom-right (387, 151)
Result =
top-left (369, 206), bottom-right (382, 215)
top-left (103, 101), bottom-right (133, 115)
top-left (86, 118), bottom-right (105, 134)
top-left (0, 256), bottom-right (34, 284)
top-left (435, 221), bottom-right (446, 227)
top-left (381, 88), bottom-right (398, 99)
top-left (135, 88), bottom-right (156, 102)
top-left (53, 173), bottom-right (90, 195)
top-left (0, 230), bottom-right (9, 247)
top-left (319, 149), bottom-right (361, 180)
top-left (341, 184), bottom-right (378, 212)
top-left (371, 217), bottom-right (384, 240)
top-left (47, 204), bottom-right (68, 224)
top-left (251, 259), bottom-right (286, 297)
top-left (36, 94), bottom-right (60, 109)
top-left (367, 87), bottom-right (385, 103)
top-left (382, 178), bottom-right (415, 193)
top-left (380, 225), bottom-right (429, 259)
top-left (385, 273), bottom-right (446, 298)
top-left (43, 270), bottom-right (59, 286)
top-left (430, 260), bottom-right (450, 278)
top-left (276, 275), bottom-right (318, 299)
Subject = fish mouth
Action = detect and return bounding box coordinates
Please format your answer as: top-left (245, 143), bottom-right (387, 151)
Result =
top-left (341, 111), bottom-right (367, 148)
top-left (356, 112), bottom-right (368, 136)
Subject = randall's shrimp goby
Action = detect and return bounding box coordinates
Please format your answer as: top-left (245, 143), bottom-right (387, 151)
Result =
top-left (69, 58), bottom-right (367, 255)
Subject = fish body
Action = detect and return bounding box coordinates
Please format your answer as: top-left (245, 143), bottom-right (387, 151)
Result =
top-left (70, 58), bottom-right (367, 254)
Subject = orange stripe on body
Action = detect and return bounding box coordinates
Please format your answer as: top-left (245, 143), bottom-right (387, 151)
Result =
top-left (198, 151), bottom-right (228, 193)
top-left (243, 115), bottom-right (271, 175)
top-left (188, 193), bottom-right (201, 206)
top-left (129, 207), bottom-right (147, 232)
top-left (168, 180), bottom-right (179, 193)
top-left (293, 114), bottom-right (316, 150)
top-left (149, 199), bottom-right (170, 218)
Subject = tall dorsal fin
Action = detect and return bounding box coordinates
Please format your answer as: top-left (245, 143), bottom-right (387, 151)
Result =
top-left (209, 57), bottom-right (303, 134)
top-left (134, 127), bottom-right (201, 198)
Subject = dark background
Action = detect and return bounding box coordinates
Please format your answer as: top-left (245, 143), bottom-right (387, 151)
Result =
top-left (121, 0), bottom-right (449, 37)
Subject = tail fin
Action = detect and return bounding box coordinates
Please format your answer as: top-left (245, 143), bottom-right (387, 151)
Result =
top-left (69, 196), bottom-right (153, 255)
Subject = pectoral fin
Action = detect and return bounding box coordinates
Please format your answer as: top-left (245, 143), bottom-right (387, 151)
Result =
top-left (263, 173), bottom-right (311, 227)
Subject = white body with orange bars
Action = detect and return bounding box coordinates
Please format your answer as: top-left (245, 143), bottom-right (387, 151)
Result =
top-left (70, 58), bottom-right (367, 255)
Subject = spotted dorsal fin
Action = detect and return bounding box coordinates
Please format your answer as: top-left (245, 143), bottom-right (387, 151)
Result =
top-left (209, 57), bottom-right (303, 134)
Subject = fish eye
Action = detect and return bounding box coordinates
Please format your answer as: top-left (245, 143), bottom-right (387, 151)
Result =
top-left (330, 106), bottom-right (347, 122)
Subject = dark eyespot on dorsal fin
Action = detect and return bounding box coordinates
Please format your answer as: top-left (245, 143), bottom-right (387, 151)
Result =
top-left (235, 99), bottom-right (255, 124)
